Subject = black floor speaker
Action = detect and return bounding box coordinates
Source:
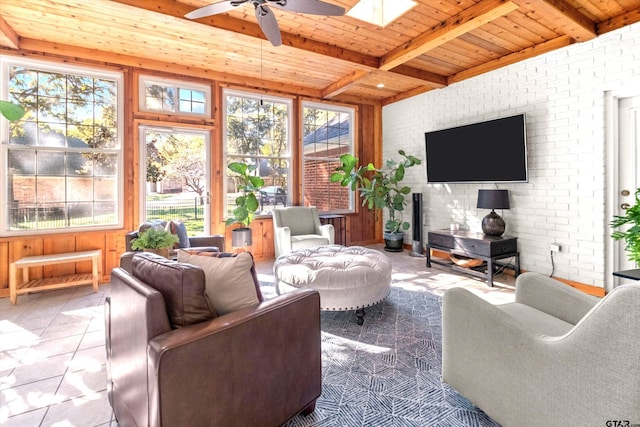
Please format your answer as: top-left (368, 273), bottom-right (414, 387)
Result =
top-left (411, 193), bottom-right (424, 256)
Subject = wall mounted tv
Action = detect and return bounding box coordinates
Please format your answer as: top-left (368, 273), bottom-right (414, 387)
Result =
top-left (424, 114), bottom-right (528, 183)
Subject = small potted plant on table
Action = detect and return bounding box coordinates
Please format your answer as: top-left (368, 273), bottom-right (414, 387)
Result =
top-left (331, 150), bottom-right (421, 252)
top-left (130, 227), bottom-right (179, 259)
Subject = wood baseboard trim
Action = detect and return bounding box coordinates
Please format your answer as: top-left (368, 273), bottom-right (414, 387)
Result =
top-left (548, 276), bottom-right (606, 297)
top-left (427, 249), bottom-right (605, 297)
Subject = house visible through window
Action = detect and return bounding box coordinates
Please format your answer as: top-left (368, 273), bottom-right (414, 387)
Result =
top-left (1, 58), bottom-right (123, 234)
top-left (139, 75), bottom-right (210, 117)
top-left (302, 102), bottom-right (354, 213)
top-left (223, 90), bottom-right (291, 218)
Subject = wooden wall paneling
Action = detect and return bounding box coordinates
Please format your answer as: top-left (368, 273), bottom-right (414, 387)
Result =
top-left (292, 97), bottom-right (302, 206)
top-left (211, 83), bottom-right (225, 237)
top-left (75, 234), bottom-right (105, 276)
top-left (372, 103), bottom-right (383, 242)
top-left (9, 238), bottom-right (44, 286)
top-left (253, 222), bottom-right (265, 259)
top-left (42, 237), bottom-right (76, 278)
top-left (250, 222), bottom-right (264, 258)
top-left (0, 242), bottom-right (8, 289)
top-left (258, 219), bottom-right (275, 260)
top-left (104, 232), bottom-right (125, 280)
top-left (345, 216), bottom-right (351, 246)
top-left (124, 68), bottom-right (137, 233)
top-left (344, 102), bottom-right (381, 246)
top-left (130, 126), bottom-right (142, 236)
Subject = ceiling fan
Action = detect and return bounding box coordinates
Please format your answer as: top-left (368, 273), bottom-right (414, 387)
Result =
top-left (185, 0), bottom-right (346, 47)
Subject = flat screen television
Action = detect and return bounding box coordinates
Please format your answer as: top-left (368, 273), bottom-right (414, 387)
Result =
top-left (424, 114), bottom-right (528, 183)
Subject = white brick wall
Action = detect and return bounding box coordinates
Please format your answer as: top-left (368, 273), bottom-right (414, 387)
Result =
top-left (382, 23), bottom-right (640, 288)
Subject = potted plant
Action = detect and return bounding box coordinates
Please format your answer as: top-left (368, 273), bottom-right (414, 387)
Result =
top-left (226, 161), bottom-right (265, 247)
top-left (611, 187), bottom-right (640, 264)
top-left (130, 227), bottom-right (179, 259)
top-left (331, 150), bottom-right (421, 252)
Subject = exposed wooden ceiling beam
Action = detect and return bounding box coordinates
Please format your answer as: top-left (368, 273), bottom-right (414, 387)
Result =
top-left (381, 85), bottom-right (439, 106)
top-left (109, 0), bottom-right (446, 90)
top-left (378, 0), bottom-right (519, 71)
top-left (0, 15), bottom-right (20, 49)
top-left (322, 70), bottom-right (371, 99)
top-left (598, 7), bottom-right (640, 35)
top-left (448, 35), bottom-right (574, 84)
top-left (389, 66), bottom-right (447, 88)
top-left (513, 0), bottom-right (596, 41)
top-left (332, 93), bottom-right (382, 107)
top-left (110, 0), bottom-right (379, 68)
top-left (12, 38), bottom-right (324, 99)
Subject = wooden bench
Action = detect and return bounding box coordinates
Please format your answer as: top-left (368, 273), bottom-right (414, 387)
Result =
top-left (9, 249), bottom-right (102, 305)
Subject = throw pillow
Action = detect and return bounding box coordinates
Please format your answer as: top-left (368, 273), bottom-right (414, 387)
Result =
top-left (132, 252), bottom-right (216, 328)
top-left (177, 251), bottom-right (263, 316)
top-left (139, 219), bottom-right (167, 233)
top-left (166, 220), bottom-right (190, 249)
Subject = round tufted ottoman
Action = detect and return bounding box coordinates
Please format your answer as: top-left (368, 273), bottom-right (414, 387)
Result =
top-left (274, 245), bottom-right (392, 325)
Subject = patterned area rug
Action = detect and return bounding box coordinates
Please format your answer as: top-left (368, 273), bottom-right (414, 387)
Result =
top-left (260, 282), bottom-right (500, 427)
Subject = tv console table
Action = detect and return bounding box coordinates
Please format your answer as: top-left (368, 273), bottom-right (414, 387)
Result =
top-left (426, 229), bottom-right (520, 287)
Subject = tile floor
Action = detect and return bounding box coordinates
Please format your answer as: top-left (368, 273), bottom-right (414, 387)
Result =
top-left (0, 245), bottom-right (516, 426)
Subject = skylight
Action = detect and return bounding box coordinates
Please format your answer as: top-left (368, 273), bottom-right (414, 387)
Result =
top-left (347, 0), bottom-right (417, 27)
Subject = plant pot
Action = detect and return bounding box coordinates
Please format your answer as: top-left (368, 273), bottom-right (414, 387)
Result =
top-left (143, 247), bottom-right (170, 259)
top-left (232, 227), bottom-right (253, 248)
top-left (383, 231), bottom-right (405, 252)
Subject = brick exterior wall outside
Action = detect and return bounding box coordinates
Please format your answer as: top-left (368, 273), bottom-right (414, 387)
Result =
top-left (303, 159), bottom-right (351, 212)
top-left (303, 144), bottom-right (352, 212)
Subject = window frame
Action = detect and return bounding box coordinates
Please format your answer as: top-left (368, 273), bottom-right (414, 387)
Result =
top-left (222, 88), bottom-right (292, 219)
top-left (301, 100), bottom-right (355, 214)
top-left (0, 56), bottom-right (125, 236)
top-left (137, 124), bottom-right (212, 234)
top-left (138, 75), bottom-right (211, 118)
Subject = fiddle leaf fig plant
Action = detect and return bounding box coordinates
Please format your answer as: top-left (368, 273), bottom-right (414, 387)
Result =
top-left (0, 100), bottom-right (26, 121)
top-left (611, 187), bottom-right (640, 264)
top-left (330, 150), bottom-right (421, 233)
top-left (226, 161), bottom-right (265, 227)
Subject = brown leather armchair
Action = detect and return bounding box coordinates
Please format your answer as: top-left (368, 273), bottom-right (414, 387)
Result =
top-left (105, 254), bottom-right (321, 427)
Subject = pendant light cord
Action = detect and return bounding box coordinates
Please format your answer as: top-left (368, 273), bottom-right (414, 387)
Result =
top-left (260, 39), bottom-right (264, 106)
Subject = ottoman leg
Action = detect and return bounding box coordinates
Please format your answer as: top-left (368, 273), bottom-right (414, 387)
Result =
top-left (355, 308), bottom-right (366, 325)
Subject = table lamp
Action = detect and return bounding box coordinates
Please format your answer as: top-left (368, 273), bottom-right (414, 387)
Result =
top-left (477, 189), bottom-right (510, 236)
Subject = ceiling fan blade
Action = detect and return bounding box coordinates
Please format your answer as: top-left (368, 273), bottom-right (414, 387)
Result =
top-left (185, 1), bottom-right (241, 19)
top-left (256, 5), bottom-right (282, 47)
top-left (268, 0), bottom-right (345, 16)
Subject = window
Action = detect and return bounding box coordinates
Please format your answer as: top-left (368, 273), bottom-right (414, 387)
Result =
top-left (139, 75), bottom-right (210, 117)
top-left (223, 90), bottom-right (291, 217)
top-left (302, 102), bottom-right (354, 213)
top-left (139, 126), bottom-right (210, 236)
top-left (1, 58), bottom-right (123, 234)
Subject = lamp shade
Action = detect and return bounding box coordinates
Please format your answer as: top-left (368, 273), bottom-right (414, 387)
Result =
top-left (477, 189), bottom-right (510, 210)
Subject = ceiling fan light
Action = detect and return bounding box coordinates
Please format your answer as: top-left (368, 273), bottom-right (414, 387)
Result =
top-left (347, 0), bottom-right (417, 27)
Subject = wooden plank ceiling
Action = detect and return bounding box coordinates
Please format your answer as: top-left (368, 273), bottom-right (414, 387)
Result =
top-left (0, 0), bottom-right (639, 105)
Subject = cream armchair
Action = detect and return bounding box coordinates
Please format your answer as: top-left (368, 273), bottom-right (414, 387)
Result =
top-left (273, 206), bottom-right (334, 258)
top-left (442, 272), bottom-right (640, 427)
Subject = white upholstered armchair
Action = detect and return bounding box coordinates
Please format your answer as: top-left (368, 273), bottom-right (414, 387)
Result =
top-left (273, 206), bottom-right (334, 258)
top-left (442, 272), bottom-right (640, 426)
